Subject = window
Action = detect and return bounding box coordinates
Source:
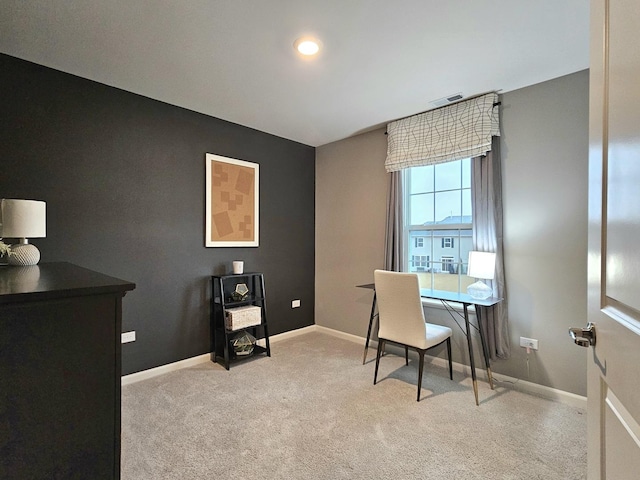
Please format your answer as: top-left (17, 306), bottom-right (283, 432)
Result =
top-left (442, 237), bottom-right (454, 248)
top-left (405, 158), bottom-right (474, 293)
top-left (411, 255), bottom-right (429, 271)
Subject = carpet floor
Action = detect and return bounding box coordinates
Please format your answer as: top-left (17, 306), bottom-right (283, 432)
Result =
top-left (121, 331), bottom-right (586, 479)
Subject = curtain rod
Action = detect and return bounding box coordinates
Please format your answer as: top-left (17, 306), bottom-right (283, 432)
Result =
top-left (384, 91), bottom-right (501, 135)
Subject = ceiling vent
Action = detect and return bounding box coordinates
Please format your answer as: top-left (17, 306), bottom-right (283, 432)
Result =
top-left (430, 93), bottom-right (464, 107)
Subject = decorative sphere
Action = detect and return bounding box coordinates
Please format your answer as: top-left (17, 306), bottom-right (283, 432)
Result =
top-left (8, 244), bottom-right (40, 266)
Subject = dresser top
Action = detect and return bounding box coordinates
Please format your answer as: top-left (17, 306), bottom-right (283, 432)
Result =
top-left (0, 262), bottom-right (135, 304)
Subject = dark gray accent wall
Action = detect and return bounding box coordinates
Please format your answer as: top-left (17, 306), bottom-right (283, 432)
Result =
top-left (0, 54), bottom-right (315, 375)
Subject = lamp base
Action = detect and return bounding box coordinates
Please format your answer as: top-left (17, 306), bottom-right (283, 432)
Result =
top-left (8, 243), bottom-right (41, 266)
top-left (467, 280), bottom-right (493, 300)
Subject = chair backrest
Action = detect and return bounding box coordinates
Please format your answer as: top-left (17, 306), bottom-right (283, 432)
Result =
top-left (374, 269), bottom-right (427, 348)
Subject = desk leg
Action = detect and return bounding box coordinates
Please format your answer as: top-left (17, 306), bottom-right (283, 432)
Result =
top-left (363, 292), bottom-right (377, 364)
top-left (463, 304), bottom-right (479, 406)
top-left (475, 305), bottom-right (494, 390)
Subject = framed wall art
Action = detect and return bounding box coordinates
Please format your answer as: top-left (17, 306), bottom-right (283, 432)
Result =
top-left (205, 153), bottom-right (259, 247)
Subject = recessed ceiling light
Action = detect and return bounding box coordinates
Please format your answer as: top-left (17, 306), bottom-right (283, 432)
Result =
top-left (294, 37), bottom-right (320, 56)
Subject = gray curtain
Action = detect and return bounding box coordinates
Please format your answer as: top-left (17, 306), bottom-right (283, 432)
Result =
top-left (471, 137), bottom-right (510, 359)
top-left (383, 171), bottom-right (404, 271)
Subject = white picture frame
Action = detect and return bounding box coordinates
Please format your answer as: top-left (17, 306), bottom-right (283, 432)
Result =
top-left (205, 153), bottom-right (259, 247)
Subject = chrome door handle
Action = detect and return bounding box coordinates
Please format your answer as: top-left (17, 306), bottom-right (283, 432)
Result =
top-left (569, 322), bottom-right (596, 347)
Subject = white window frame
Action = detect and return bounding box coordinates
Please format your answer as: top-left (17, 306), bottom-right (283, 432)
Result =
top-left (403, 159), bottom-right (473, 294)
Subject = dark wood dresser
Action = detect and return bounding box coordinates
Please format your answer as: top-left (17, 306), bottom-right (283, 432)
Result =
top-left (0, 262), bottom-right (135, 479)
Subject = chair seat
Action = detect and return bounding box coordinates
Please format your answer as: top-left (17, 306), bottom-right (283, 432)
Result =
top-left (424, 323), bottom-right (453, 349)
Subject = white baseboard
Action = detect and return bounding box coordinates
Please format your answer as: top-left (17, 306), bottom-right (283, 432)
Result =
top-left (121, 353), bottom-right (211, 386)
top-left (121, 325), bottom-right (318, 386)
top-left (122, 324), bottom-right (588, 409)
top-left (426, 353), bottom-right (587, 410)
top-left (256, 324), bottom-right (316, 346)
top-left (316, 324), bottom-right (587, 410)
top-left (314, 324), bottom-right (367, 344)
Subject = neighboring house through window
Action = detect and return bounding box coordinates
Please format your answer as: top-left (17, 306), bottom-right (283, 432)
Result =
top-left (404, 158), bottom-right (475, 293)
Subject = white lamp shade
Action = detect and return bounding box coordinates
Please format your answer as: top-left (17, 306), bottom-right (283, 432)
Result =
top-left (0, 199), bottom-right (46, 238)
top-left (467, 251), bottom-right (496, 280)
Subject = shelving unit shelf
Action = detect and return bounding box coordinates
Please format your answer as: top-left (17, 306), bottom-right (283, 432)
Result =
top-left (210, 272), bottom-right (271, 370)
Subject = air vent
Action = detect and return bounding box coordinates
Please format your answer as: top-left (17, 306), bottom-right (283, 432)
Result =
top-left (430, 92), bottom-right (464, 107)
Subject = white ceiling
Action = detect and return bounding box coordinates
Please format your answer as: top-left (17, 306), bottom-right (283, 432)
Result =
top-left (0, 0), bottom-right (590, 147)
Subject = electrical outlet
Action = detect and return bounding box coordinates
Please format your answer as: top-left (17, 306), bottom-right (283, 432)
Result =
top-left (291, 299), bottom-right (301, 308)
top-left (519, 336), bottom-right (538, 350)
top-left (121, 331), bottom-right (136, 343)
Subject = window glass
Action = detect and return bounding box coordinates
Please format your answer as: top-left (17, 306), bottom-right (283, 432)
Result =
top-left (405, 159), bottom-right (473, 294)
top-left (462, 188), bottom-right (472, 217)
top-left (410, 165), bottom-right (434, 193)
top-left (409, 193), bottom-right (434, 225)
top-left (461, 158), bottom-right (471, 188)
top-left (434, 159), bottom-right (461, 191)
top-left (435, 190), bottom-right (461, 221)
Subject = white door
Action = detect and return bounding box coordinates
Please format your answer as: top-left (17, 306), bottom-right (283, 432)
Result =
top-left (583, 0), bottom-right (640, 477)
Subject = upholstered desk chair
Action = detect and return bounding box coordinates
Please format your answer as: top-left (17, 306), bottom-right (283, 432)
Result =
top-left (373, 269), bottom-right (453, 401)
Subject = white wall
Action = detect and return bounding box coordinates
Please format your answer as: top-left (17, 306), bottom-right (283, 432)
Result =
top-left (315, 70), bottom-right (589, 396)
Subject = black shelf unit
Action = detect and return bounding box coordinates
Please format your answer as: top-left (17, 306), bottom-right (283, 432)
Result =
top-left (210, 272), bottom-right (271, 370)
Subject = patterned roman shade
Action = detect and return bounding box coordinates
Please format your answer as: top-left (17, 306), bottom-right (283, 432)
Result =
top-left (385, 92), bottom-right (500, 172)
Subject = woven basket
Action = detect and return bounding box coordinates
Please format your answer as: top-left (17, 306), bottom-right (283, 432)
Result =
top-left (225, 305), bottom-right (261, 331)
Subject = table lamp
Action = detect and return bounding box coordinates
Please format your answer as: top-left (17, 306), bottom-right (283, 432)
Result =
top-left (0, 199), bottom-right (46, 266)
top-left (466, 251), bottom-right (496, 299)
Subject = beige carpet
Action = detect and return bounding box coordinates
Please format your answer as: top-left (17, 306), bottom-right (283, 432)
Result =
top-left (121, 331), bottom-right (586, 479)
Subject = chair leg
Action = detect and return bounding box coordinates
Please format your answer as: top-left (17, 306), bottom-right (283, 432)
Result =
top-left (417, 349), bottom-right (425, 402)
top-left (374, 339), bottom-right (385, 385)
top-left (446, 338), bottom-right (453, 380)
top-left (404, 346), bottom-right (409, 366)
